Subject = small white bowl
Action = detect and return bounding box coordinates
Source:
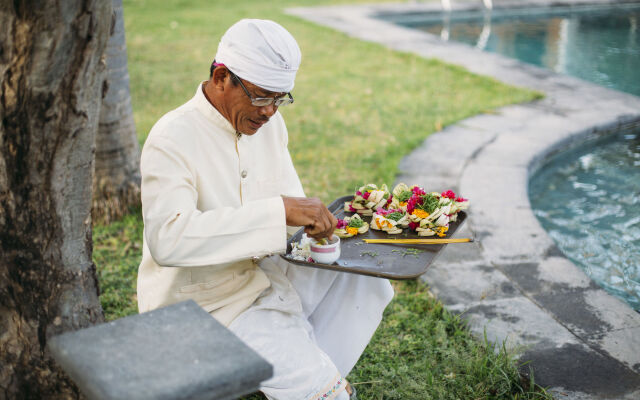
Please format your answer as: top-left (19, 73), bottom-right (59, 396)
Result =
top-left (309, 235), bottom-right (341, 264)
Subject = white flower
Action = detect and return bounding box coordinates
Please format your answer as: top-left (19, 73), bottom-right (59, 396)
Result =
top-left (435, 213), bottom-right (450, 227)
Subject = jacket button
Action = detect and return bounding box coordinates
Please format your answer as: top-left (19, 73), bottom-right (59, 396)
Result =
top-left (241, 170), bottom-right (248, 178)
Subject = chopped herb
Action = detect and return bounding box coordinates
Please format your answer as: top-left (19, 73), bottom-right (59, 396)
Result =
top-left (417, 193), bottom-right (440, 214)
top-left (386, 212), bottom-right (405, 221)
top-left (363, 184), bottom-right (377, 192)
top-left (361, 251), bottom-right (378, 257)
top-left (348, 217), bottom-right (364, 228)
top-left (392, 248), bottom-right (425, 258)
top-left (397, 190), bottom-right (412, 203)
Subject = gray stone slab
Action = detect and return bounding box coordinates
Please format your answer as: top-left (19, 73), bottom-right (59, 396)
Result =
top-left (447, 296), bottom-right (579, 352)
top-left (500, 262), bottom-right (640, 337)
top-left (48, 300), bottom-right (272, 400)
top-left (460, 165), bottom-right (531, 208)
top-left (422, 262), bottom-right (518, 305)
top-left (585, 326), bottom-right (640, 374)
top-left (520, 342), bottom-right (640, 400)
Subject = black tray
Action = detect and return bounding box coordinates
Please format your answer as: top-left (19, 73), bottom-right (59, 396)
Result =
top-left (281, 195), bottom-right (469, 280)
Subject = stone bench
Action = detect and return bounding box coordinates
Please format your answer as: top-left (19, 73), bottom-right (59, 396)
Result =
top-left (48, 300), bottom-right (272, 400)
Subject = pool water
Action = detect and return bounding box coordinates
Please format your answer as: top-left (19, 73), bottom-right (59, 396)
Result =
top-left (397, 4), bottom-right (640, 97)
top-left (529, 131), bottom-right (640, 310)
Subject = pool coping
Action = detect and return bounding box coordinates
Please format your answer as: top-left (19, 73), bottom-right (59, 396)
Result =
top-left (287, 1), bottom-right (640, 398)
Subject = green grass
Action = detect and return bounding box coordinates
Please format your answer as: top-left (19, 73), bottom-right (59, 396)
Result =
top-left (123, 0), bottom-right (540, 202)
top-left (93, 0), bottom-right (549, 398)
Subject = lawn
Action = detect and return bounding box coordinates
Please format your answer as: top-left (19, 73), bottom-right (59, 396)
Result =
top-left (94, 0), bottom-right (549, 398)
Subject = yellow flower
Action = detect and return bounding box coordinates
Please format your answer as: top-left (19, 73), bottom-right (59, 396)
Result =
top-left (346, 226), bottom-right (358, 235)
top-left (412, 209), bottom-right (429, 219)
top-left (399, 201), bottom-right (407, 207)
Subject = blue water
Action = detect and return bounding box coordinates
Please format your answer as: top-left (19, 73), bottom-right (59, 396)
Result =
top-left (394, 4), bottom-right (640, 96)
top-left (529, 131), bottom-right (640, 310)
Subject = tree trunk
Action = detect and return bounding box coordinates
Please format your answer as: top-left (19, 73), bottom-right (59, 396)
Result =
top-left (0, 1), bottom-right (111, 398)
top-left (93, 0), bottom-right (141, 224)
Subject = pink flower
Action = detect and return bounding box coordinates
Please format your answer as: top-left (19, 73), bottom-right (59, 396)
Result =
top-left (348, 204), bottom-right (357, 213)
top-left (336, 219), bottom-right (348, 229)
top-left (406, 193), bottom-right (422, 214)
top-left (362, 191), bottom-right (371, 200)
top-left (412, 186), bottom-right (425, 196)
top-left (356, 191), bottom-right (362, 196)
top-left (387, 195), bottom-right (393, 204)
top-left (409, 221), bottom-right (419, 230)
top-left (442, 190), bottom-right (456, 199)
top-left (456, 196), bottom-right (467, 202)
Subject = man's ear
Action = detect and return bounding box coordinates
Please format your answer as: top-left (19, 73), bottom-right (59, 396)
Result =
top-left (212, 67), bottom-right (230, 91)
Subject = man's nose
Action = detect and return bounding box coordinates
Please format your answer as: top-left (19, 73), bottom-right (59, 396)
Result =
top-left (258, 103), bottom-right (277, 117)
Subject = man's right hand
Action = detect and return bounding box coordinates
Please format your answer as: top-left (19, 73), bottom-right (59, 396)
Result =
top-left (282, 197), bottom-right (337, 240)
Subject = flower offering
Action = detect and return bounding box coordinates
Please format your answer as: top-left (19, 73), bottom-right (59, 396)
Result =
top-left (344, 183), bottom-right (391, 216)
top-left (334, 214), bottom-right (370, 238)
top-left (389, 183), bottom-right (418, 211)
top-left (401, 186), bottom-right (469, 237)
top-left (371, 208), bottom-right (409, 234)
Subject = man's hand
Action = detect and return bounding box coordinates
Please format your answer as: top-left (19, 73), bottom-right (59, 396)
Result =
top-left (282, 197), bottom-right (337, 240)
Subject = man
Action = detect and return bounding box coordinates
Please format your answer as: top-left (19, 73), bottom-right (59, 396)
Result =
top-left (137, 19), bottom-right (394, 400)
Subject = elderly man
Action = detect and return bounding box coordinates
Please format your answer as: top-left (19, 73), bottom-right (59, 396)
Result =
top-left (137, 19), bottom-right (394, 400)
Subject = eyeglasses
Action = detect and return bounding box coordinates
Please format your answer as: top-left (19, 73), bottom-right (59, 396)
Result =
top-left (229, 71), bottom-right (294, 107)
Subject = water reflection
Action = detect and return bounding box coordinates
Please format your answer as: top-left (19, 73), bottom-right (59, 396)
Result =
top-left (413, 6), bottom-right (640, 96)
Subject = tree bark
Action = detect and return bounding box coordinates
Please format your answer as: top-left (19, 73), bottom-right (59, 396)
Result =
top-left (93, 0), bottom-right (141, 224)
top-left (0, 1), bottom-right (111, 398)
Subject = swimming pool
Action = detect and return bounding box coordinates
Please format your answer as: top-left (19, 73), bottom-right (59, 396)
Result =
top-left (389, 3), bottom-right (640, 97)
top-left (382, 3), bottom-right (640, 310)
top-left (529, 128), bottom-right (640, 310)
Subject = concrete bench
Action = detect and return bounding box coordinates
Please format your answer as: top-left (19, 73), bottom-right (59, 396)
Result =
top-left (48, 300), bottom-right (272, 400)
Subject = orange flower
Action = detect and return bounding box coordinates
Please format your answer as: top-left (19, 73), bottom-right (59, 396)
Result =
top-left (399, 201), bottom-right (407, 207)
top-left (346, 226), bottom-right (358, 235)
top-left (412, 209), bottom-right (429, 219)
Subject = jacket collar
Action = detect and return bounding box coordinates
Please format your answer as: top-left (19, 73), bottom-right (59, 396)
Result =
top-left (192, 83), bottom-right (237, 137)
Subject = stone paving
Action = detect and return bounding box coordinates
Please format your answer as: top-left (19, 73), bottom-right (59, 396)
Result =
top-left (288, 1), bottom-right (640, 398)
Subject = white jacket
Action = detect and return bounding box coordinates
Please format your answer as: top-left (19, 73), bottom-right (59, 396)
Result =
top-left (137, 84), bottom-right (305, 326)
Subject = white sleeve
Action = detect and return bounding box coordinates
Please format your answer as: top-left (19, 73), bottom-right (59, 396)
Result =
top-left (141, 137), bottom-right (287, 268)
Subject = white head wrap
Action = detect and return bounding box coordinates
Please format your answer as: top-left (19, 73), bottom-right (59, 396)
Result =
top-left (215, 19), bottom-right (301, 93)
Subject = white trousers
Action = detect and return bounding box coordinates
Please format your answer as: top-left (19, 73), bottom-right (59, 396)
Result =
top-left (227, 256), bottom-right (394, 400)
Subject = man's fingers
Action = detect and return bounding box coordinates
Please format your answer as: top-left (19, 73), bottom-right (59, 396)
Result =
top-left (283, 196), bottom-right (337, 239)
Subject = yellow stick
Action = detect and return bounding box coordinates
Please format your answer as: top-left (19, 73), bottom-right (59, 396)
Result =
top-left (363, 238), bottom-right (473, 244)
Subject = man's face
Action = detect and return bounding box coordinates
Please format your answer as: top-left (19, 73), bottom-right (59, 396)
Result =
top-left (225, 75), bottom-right (285, 135)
